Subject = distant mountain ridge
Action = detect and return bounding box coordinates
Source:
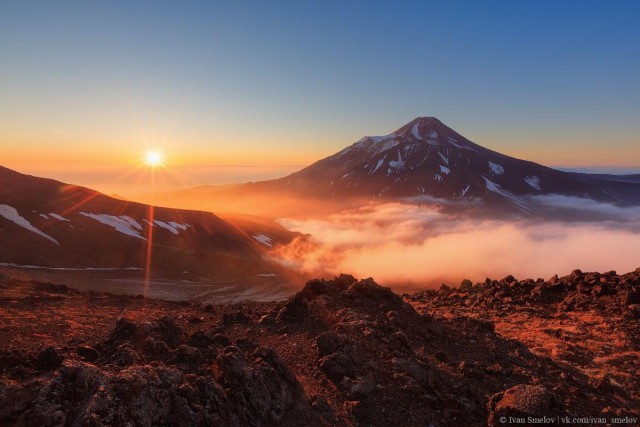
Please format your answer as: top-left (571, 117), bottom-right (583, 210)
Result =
top-left (229, 117), bottom-right (639, 212)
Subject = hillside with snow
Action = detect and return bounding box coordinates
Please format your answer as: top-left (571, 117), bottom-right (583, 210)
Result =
top-left (0, 166), bottom-right (293, 284)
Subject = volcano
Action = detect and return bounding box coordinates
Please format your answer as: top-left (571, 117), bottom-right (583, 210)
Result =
top-left (242, 117), bottom-right (630, 212)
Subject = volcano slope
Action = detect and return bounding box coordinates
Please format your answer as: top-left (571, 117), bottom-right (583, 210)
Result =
top-left (0, 268), bottom-right (638, 426)
top-left (0, 165), bottom-right (292, 282)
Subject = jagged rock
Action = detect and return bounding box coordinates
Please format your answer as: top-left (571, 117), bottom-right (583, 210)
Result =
top-left (460, 279), bottom-right (473, 291)
top-left (253, 347), bottom-right (297, 384)
top-left (571, 269), bottom-right (583, 280)
top-left (112, 343), bottom-right (143, 367)
top-left (277, 296), bottom-right (309, 322)
top-left (502, 275), bottom-right (516, 284)
top-left (531, 282), bottom-right (565, 302)
top-left (156, 316), bottom-right (182, 348)
top-left (142, 337), bottom-right (170, 359)
top-left (2, 352), bottom-right (309, 427)
top-left (3, 270), bottom-right (640, 426)
top-left (216, 347), bottom-right (303, 424)
top-left (488, 385), bottom-right (556, 426)
top-left (108, 317), bottom-right (137, 343)
top-left (334, 274), bottom-right (358, 289)
top-left (301, 279), bottom-right (332, 297)
top-left (135, 321), bottom-right (160, 340)
top-left (107, 316), bottom-right (182, 351)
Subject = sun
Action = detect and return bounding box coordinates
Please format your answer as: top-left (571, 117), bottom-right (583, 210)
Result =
top-left (144, 150), bottom-right (164, 167)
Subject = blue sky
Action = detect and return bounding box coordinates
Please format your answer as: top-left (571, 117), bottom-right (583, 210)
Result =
top-left (1, 0), bottom-right (639, 191)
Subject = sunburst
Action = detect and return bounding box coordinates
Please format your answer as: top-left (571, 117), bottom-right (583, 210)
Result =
top-left (144, 150), bottom-right (164, 167)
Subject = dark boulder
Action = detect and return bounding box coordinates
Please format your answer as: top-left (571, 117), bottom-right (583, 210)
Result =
top-left (33, 347), bottom-right (63, 370)
top-left (277, 296), bottom-right (309, 322)
top-left (488, 384), bottom-right (557, 426)
top-left (216, 347), bottom-right (303, 424)
top-left (316, 332), bottom-right (347, 357)
top-left (108, 317), bottom-right (137, 343)
top-left (156, 316), bottom-right (182, 348)
top-left (77, 345), bottom-right (100, 362)
top-left (320, 350), bottom-right (358, 383)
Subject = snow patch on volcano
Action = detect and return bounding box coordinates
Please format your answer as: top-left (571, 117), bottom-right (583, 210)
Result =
top-left (438, 152), bottom-right (449, 165)
top-left (0, 204), bottom-right (59, 244)
top-left (388, 150), bottom-right (405, 170)
top-left (370, 155), bottom-right (387, 174)
top-left (253, 234), bottom-right (274, 247)
top-left (482, 177), bottom-right (531, 212)
top-left (80, 212), bottom-right (147, 240)
top-left (49, 213), bottom-right (70, 222)
top-left (525, 175), bottom-right (541, 190)
top-left (489, 161), bottom-right (505, 176)
top-left (411, 123), bottom-right (423, 140)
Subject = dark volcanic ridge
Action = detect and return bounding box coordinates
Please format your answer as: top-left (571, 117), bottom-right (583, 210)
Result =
top-left (1, 267), bottom-right (638, 426)
top-left (0, 165), bottom-right (295, 283)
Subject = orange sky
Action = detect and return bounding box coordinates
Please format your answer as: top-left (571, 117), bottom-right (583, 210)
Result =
top-left (2, 121), bottom-right (639, 198)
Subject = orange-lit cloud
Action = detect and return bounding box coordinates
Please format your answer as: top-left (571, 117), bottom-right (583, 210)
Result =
top-left (272, 202), bottom-right (640, 288)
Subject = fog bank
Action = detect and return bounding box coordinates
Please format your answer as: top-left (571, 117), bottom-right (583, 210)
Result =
top-left (273, 201), bottom-right (640, 288)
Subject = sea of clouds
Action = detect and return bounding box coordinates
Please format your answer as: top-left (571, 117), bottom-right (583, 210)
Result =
top-left (272, 198), bottom-right (640, 288)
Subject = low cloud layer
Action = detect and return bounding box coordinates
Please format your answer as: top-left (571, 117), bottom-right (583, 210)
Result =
top-left (273, 201), bottom-right (640, 288)
top-left (530, 194), bottom-right (640, 222)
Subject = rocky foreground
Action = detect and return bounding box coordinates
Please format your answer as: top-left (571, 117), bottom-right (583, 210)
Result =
top-left (0, 268), bottom-right (639, 426)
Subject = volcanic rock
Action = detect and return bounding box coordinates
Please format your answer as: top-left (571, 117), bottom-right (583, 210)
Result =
top-left (2, 269), bottom-right (640, 426)
top-left (488, 384), bottom-right (557, 426)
